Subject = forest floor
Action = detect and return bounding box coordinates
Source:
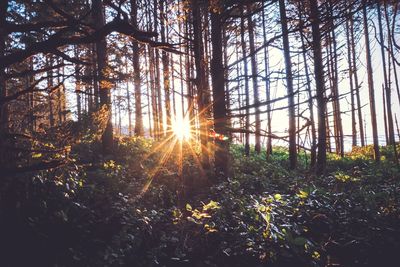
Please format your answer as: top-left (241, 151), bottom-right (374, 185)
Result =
top-left (1, 137), bottom-right (400, 267)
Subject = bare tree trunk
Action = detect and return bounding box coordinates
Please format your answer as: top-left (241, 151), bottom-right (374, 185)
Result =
top-left (298, 0), bottom-right (316, 166)
top-left (144, 47), bottom-right (153, 137)
top-left (247, 4), bottom-right (261, 154)
top-left (94, 0), bottom-right (113, 154)
top-left (149, 46), bottom-right (159, 138)
top-left (377, 3), bottom-right (395, 146)
top-left (279, 0), bottom-right (296, 169)
top-left (75, 47), bottom-right (82, 121)
top-left (310, 0), bottom-right (327, 175)
top-left (240, 11), bottom-right (250, 156)
top-left (395, 114), bottom-right (400, 142)
top-left (125, 59), bottom-right (132, 136)
top-left (185, 13), bottom-right (195, 131)
top-left (384, 3), bottom-right (400, 107)
top-left (346, 17), bottom-right (357, 147)
top-left (262, 6), bottom-right (272, 156)
top-left (329, 9), bottom-right (344, 157)
top-left (47, 56), bottom-right (55, 128)
top-left (192, 0), bottom-right (210, 169)
top-left (131, 0), bottom-right (143, 136)
top-left (363, 3), bottom-right (380, 162)
top-left (350, 13), bottom-right (365, 147)
top-left (210, 1), bottom-right (229, 178)
top-left (160, 0), bottom-right (171, 135)
top-left (382, 85), bottom-right (389, 144)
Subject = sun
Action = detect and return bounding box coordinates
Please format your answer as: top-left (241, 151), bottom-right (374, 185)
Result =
top-left (171, 115), bottom-right (191, 141)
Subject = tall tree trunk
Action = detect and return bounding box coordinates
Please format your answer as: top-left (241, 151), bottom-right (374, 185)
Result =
top-left (279, 0), bottom-right (296, 169)
top-left (382, 85), bottom-right (389, 144)
top-left (144, 47), bottom-right (153, 137)
top-left (240, 11), bottom-right (250, 156)
top-left (346, 17), bottom-right (357, 147)
top-left (223, 28), bottom-right (232, 139)
top-left (160, 0), bottom-right (171, 135)
top-left (262, 6), bottom-right (273, 156)
top-left (298, 0), bottom-right (316, 166)
top-left (125, 59), bottom-right (132, 136)
top-left (47, 56), bottom-right (55, 127)
top-left (329, 8), bottom-right (344, 157)
top-left (247, 4), bottom-right (261, 154)
top-left (93, 0), bottom-right (113, 154)
top-left (377, 3), bottom-right (397, 162)
top-left (154, 0), bottom-right (163, 138)
top-left (349, 14), bottom-right (365, 146)
top-left (210, 0), bottom-right (229, 178)
top-left (192, 0), bottom-right (210, 169)
top-left (75, 47), bottom-right (82, 121)
top-left (395, 114), bottom-right (400, 142)
top-left (149, 47), bottom-right (159, 138)
top-left (384, 3), bottom-right (400, 108)
top-left (377, 3), bottom-right (395, 146)
top-left (310, 0), bottom-right (327, 175)
top-left (131, 0), bottom-right (144, 136)
top-left (363, 3), bottom-right (380, 162)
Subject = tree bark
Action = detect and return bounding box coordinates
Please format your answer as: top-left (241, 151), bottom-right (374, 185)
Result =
top-left (160, 0), bottom-right (172, 135)
top-left (240, 10), bottom-right (250, 156)
top-left (279, 0), bottom-right (296, 169)
top-left (247, 4), bottom-right (261, 154)
top-left (93, 0), bottom-right (113, 154)
top-left (363, 3), bottom-right (380, 162)
top-left (131, 0), bottom-right (144, 136)
top-left (192, 0), bottom-right (210, 169)
top-left (210, 0), bottom-right (229, 178)
top-left (310, 0), bottom-right (327, 175)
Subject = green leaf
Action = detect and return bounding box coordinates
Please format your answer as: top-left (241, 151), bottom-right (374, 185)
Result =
top-left (186, 203), bottom-right (192, 211)
top-left (297, 190), bottom-right (309, 199)
top-left (32, 153), bottom-right (42, 159)
top-left (203, 200), bottom-right (220, 211)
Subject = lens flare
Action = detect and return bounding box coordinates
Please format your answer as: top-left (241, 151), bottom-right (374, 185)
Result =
top-left (172, 115), bottom-right (191, 141)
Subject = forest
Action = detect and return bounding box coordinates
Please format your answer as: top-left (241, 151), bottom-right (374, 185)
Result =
top-left (0, 0), bottom-right (400, 266)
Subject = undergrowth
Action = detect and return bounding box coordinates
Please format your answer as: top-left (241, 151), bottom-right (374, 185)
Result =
top-left (0, 138), bottom-right (399, 267)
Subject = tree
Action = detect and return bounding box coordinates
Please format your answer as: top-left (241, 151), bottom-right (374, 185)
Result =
top-left (279, 0), bottom-right (297, 169)
top-left (362, 2), bottom-right (380, 162)
top-left (131, 0), bottom-right (144, 136)
top-left (309, 0), bottom-right (327, 175)
top-left (192, 0), bottom-right (211, 169)
top-left (210, 0), bottom-right (229, 178)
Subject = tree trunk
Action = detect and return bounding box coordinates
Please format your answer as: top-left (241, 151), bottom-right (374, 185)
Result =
top-left (384, 3), bottom-right (400, 108)
top-left (131, 0), bottom-right (144, 136)
top-left (160, 0), bottom-right (172, 135)
top-left (262, 6), bottom-right (273, 156)
top-left (279, 0), bottom-right (296, 169)
top-left (240, 11), bottom-right (250, 156)
top-left (192, 0), bottom-right (210, 169)
top-left (210, 1), bottom-right (229, 178)
top-left (310, 0), bottom-right (327, 175)
top-left (93, 0), bottom-right (113, 154)
top-left (247, 4), bottom-right (261, 154)
top-left (377, 3), bottom-right (395, 146)
top-left (363, 3), bottom-right (380, 162)
top-left (349, 13), bottom-right (365, 147)
top-left (346, 17), bottom-right (357, 147)
top-left (298, 0), bottom-right (316, 166)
